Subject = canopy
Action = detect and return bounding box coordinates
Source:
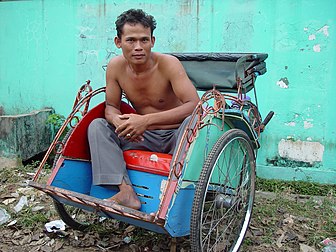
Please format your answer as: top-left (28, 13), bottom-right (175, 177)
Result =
top-left (170, 53), bottom-right (268, 93)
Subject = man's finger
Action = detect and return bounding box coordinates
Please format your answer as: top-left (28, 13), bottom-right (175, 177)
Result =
top-left (118, 114), bottom-right (130, 120)
top-left (117, 130), bottom-right (130, 138)
top-left (131, 136), bottom-right (144, 143)
top-left (115, 122), bottom-right (127, 134)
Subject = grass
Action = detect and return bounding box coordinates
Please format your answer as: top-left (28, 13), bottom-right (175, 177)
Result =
top-left (17, 208), bottom-right (49, 228)
top-left (0, 161), bottom-right (53, 229)
top-left (250, 194), bottom-right (335, 249)
top-left (242, 177), bottom-right (336, 250)
top-left (256, 177), bottom-right (336, 196)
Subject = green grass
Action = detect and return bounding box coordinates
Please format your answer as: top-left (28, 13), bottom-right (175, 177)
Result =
top-left (17, 208), bottom-right (49, 228)
top-left (256, 177), bottom-right (336, 196)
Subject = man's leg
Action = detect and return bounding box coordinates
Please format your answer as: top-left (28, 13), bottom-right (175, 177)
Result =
top-left (88, 118), bottom-right (130, 185)
top-left (88, 118), bottom-right (141, 209)
top-left (87, 116), bottom-right (195, 209)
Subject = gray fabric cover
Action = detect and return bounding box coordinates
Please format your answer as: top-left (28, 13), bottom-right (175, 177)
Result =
top-left (170, 53), bottom-right (268, 93)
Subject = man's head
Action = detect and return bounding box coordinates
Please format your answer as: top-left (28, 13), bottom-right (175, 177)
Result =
top-left (114, 9), bottom-right (156, 65)
top-left (115, 9), bottom-right (157, 39)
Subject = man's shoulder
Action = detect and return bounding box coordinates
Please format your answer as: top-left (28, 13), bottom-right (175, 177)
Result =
top-left (155, 52), bottom-right (181, 71)
top-left (106, 55), bottom-right (126, 81)
top-left (155, 52), bottom-right (178, 62)
top-left (108, 55), bottom-right (125, 66)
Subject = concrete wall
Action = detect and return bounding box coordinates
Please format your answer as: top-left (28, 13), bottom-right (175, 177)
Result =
top-left (0, 109), bottom-right (53, 167)
top-left (1, 0), bottom-right (335, 183)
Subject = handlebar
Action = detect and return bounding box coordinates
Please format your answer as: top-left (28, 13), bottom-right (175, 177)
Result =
top-left (260, 111), bottom-right (274, 132)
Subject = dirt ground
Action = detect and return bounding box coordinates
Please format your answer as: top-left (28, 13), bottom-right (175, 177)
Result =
top-left (0, 165), bottom-right (335, 252)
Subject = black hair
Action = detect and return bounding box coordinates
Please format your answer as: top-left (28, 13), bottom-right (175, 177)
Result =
top-left (115, 9), bottom-right (157, 38)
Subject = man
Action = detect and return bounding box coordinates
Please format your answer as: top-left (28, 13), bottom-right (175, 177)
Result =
top-left (88, 9), bottom-right (199, 210)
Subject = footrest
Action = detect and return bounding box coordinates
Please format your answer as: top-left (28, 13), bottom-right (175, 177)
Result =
top-left (28, 181), bottom-right (155, 223)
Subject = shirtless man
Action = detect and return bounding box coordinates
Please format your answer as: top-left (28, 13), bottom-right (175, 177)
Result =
top-left (88, 9), bottom-right (200, 210)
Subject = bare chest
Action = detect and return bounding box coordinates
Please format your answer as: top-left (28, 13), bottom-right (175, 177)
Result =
top-left (118, 71), bottom-right (179, 113)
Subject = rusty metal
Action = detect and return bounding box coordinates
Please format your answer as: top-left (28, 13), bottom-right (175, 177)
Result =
top-left (29, 181), bottom-right (157, 223)
top-left (198, 88), bottom-right (226, 131)
top-left (33, 82), bottom-right (105, 182)
top-left (156, 88), bottom-right (228, 220)
top-left (72, 80), bottom-right (93, 116)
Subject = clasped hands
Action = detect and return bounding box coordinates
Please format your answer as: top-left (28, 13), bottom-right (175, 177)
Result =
top-left (115, 114), bottom-right (147, 142)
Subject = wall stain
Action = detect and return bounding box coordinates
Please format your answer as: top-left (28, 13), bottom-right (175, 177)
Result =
top-left (266, 156), bottom-right (321, 168)
top-left (276, 77), bottom-right (289, 88)
top-left (180, 0), bottom-right (192, 15)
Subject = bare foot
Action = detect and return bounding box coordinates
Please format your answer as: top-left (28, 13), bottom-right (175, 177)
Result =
top-left (106, 187), bottom-right (141, 210)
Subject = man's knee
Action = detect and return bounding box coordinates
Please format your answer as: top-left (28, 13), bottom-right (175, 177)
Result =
top-left (88, 118), bottom-right (108, 137)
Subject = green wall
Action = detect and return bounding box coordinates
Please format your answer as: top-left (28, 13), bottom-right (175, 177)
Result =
top-left (1, 0), bottom-right (335, 184)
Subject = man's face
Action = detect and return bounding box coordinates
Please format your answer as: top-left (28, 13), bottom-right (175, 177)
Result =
top-left (115, 23), bottom-right (155, 65)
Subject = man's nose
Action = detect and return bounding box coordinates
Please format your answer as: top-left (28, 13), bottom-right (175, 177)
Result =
top-left (134, 41), bottom-right (142, 50)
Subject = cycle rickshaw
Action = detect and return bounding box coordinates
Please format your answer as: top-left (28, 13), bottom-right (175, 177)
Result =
top-left (29, 52), bottom-right (273, 251)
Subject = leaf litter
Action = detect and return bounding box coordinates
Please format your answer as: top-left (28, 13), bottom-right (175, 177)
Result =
top-left (0, 165), bottom-right (335, 252)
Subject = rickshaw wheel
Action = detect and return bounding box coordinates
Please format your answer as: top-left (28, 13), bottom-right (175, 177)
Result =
top-left (53, 200), bottom-right (99, 231)
top-left (190, 129), bottom-right (256, 252)
top-left (52, 129), bottom-right (100, 231)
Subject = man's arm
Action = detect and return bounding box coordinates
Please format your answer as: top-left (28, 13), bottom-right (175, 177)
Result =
top-left (105, 57), bottom-right (146, 142)
top-left (105, 57), bottom-right (124, 128)
top-left (142, 55), bottom-right (200, 128)
top-left (116, 55), bottom-right (199, 141)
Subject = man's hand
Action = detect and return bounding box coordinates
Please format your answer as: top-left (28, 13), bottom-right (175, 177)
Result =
top-left (115, 114), bottom-right (147, 142)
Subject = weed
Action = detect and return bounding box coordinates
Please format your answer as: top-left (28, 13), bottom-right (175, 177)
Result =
top-left (46, 113), bottom-right (65, 131)
top-left (256, 177), bottom-right (336, 196)
top-left (46, 113), bottom-right (69, 139)
top-left (16, 207), bottom-right (49, 228)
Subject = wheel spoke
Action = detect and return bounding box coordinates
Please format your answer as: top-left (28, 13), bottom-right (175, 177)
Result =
top-left (191, 129), bottom-right (256, 252)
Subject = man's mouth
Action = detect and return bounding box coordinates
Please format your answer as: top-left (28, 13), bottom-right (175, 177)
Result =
top-left (133, 54), bottom-right (145, 59)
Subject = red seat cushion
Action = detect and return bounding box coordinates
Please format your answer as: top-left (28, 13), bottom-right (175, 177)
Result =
top-left (123, 150), bottom-right (172, 177)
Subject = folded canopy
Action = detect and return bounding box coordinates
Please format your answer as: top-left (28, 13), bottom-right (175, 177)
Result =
top-left (170, 53), bottom-right (268, 93)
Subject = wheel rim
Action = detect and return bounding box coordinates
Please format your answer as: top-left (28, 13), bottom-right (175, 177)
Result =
top-left (199, 135), bottom-right (255, 252)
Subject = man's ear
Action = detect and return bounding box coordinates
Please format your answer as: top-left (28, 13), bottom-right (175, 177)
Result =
top-left (114, 36), bottom-right (121, 48)
top-left (151, 36), bottom-right (156, 48)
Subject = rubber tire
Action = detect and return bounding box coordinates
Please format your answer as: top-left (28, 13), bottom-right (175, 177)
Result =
top-left (190, 129), bottom-right (256, 252)
top-left (54, 200), bottom-right (99, 231)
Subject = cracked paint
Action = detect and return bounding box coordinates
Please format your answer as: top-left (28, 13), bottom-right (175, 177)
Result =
top-left (318, 25), bottom-right (329, 37)
top-left (159, 180), bottom-right (167, 199)
top-left (278, 139), bottom-right (324, 164)
top-left (304, 25), bottom-right (330, 52)
top-left (313, 44), bottom-right (321, 52)
top-left (285, 122), bottom-right (296, 127)
top-left (276, 77), bottom-right (289, 89)
top-left (308, 34), bottom-right (316, 40)
top-left (304, 120), bottom-right (313, 129)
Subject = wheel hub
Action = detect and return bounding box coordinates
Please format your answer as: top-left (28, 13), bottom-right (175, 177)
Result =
top-left (215, 194), bottom-right (234, 209)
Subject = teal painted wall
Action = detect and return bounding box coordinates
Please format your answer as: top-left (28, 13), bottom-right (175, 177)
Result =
top-left (1, 0), bottom-right (335, 183)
